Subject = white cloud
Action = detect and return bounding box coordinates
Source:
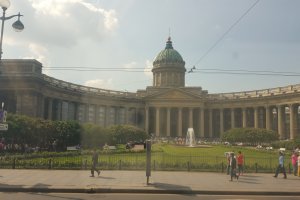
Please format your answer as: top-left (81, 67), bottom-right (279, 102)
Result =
top-left (84, 79), bottom-right (114, 90)
top-left (29, 0), bottom-right (80, 16)
top-left (144, 60), bottom-right (152, 78)
top-left (123, 61), bottom-right (137, 71)
top-left (22, 43), bottom-right (49, 66)
top-left (80, 2), bottom-right (118, 31)
top-left (29, 0), bottom-right (118, 31)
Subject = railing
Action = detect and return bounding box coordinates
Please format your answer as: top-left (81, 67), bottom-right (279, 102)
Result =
top-left (42, 74), bottom-right (140, 99)
top-left (208, 84), bottom-right (300, 100)
top-left (0, 152), bottom-right (290, 173)
top-left (41, 74), bottom-right (300, 101)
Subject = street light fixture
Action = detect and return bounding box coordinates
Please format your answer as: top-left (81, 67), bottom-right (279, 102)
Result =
top-left (0, 0), bottom-right (24, 60)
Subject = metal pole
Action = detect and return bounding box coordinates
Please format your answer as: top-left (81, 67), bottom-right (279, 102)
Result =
top-left (0, 7), bottom-right (6, 60)
top-left (146, 140), bottom-right (151, 185)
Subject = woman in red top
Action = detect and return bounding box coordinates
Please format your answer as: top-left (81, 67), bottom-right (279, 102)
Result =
top-left (237, 151), bottom-right (244, 176)
top-left (291, 151), bottom-right (298, 176)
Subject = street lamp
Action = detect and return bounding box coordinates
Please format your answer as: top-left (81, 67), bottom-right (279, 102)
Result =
top-left (0, 0), bottom-right (24, 60)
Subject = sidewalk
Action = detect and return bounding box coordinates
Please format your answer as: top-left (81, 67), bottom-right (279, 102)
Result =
top-left (0, 169), bottom-right (300, 195)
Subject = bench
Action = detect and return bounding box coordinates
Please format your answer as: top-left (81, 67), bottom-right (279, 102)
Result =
top-left (67, 146), bottom-right (80, 151)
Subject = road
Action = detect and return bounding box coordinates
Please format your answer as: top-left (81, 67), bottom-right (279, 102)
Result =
top-left (1, 193), bottom-right (300, 200)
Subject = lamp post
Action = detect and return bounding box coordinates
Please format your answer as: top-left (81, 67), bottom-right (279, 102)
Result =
top-left (0, 0), bottom-right (24, 60)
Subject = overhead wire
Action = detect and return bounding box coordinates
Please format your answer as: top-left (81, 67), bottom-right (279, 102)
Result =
top-left (188, 0), bottom-right (260, 73)
top-left (43, 66), bottom-right (300, 76)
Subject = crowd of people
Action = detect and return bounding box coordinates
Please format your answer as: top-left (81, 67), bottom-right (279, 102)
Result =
top-left (0, 138), bottom-right (61, 153)
top-left (225, 151), bottom-right (244, 181)
top-left (273, 147), bottom-right (300, 179)
top-left (226, 147), bottom-right (300, 181)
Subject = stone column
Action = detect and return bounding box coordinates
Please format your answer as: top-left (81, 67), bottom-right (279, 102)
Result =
top-left (189, 108), bottom-right (193, 128)
top-left (145, 107), bottom-right (149, 134)
top-left (95, 105), bottom-right (99, 124)
top-left (104, 106), bottom-right (108, 127)
top-left (40, 95), bottom-right (45, 118)
top-left (155, 107), bottom-right (160, 137)
top-left (178, 108), bottom-right (182, 137)
top-left (277, 105), bottom-right (284, 139)
top-left (48, 98), bottom-right (53, 120)
top-left (167, 108), bottom-right (171, 137)
top-left (57, 100), bottom-right (62, 120)
top-left (231, 108), bottom-right (235, 129)
top-left (200, 108), bottom-right (205, 138)
top-left (265, 106), bottom-right (271, 130)
top-left (254, 107), bottom-right (258, 128)
top-left (209, 109), bottom-right (213, 138)
top-left (290, 104), bottom-right (296, 140)
top-left (220, 108), bottom-right (224, 136)
top-left (242, 108), bottom-right (247, 128)
top-left (16, 93), bottom-right (22, 115)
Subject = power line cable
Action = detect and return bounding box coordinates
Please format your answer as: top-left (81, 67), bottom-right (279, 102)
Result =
top-left (192, 71), bottom-right (300, 77)
top-left (44, 66), bottom-right (300, 76)
top-left (189, 0), bottom-right (260, 72)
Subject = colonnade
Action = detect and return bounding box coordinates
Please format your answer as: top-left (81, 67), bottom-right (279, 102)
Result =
top-left (145, 104), bottom-right (300, 140)
top-left (44, 98), bottom-right (144, 128)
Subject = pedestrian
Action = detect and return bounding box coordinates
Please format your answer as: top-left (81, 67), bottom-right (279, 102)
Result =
top-left (298, 152), bottom-right (300, 177)
top-left (90, 149), bottom-right (100, 177)
top-left (273, 151), bottom-right (287, 179)
top-left (229, 152), bottom-right (238, 181)
top-left (237, 151), bottom-right (244, 176)
top-left (291, 151), bottom-right (298, 176)
top-left (225, 152), bottom-right (231, 175)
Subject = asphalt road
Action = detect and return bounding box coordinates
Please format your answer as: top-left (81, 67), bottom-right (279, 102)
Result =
top-left (1, 193), bottom-right (300, 200)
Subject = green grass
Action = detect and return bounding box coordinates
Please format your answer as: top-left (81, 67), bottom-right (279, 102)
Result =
top-left (0, 144), bottom-right (290, 172)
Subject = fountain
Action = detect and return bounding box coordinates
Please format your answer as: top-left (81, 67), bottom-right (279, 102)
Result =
top-left (186, 128), bottom-right (196, 147)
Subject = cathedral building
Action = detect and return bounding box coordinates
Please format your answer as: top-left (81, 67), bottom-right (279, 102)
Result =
top-left (0, 37), bottom-right (300, 140)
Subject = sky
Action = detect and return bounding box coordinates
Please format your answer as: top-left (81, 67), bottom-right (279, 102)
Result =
top-left (3, 0), bottom-right (300, 93)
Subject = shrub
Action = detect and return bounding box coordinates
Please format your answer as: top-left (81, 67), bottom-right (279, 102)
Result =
top-left (107, 125), bottom-right (149, 145)
top-left (221, 128), bottom-right (279, 145)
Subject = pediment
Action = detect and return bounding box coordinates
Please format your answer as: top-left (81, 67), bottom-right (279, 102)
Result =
top-left (146, 88), bottom-right (202, 100)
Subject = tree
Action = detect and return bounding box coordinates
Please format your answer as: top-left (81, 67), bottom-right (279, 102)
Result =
top-left (107, 125), bottom-right (148, 145)
top-left (221, 128), bottom-right (279, 145)
top-left (80, 123), bottom-right (109, 148)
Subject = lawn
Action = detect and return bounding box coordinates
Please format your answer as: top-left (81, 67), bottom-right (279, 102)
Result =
top-left (0, 143), bottom-right (290, 173)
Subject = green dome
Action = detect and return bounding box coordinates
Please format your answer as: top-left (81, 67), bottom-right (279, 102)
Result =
top-left (153, 37), bottom-right (184, 65)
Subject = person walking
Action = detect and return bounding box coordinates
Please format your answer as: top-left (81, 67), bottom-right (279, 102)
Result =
top-left (90, 149), bottom-right (100, 177)
top-left (274, 151), bottom-right (287, 179)
top-left (298, 152), bottom-right (300, 177)
top-left (225, 152), bottom-right (231, 175)
top-left (291, 151), bottom-right (298, 176)
top-left (237, 151), bottom-right (244, 176)
top-left (229, 152), bottom-right (238, 181)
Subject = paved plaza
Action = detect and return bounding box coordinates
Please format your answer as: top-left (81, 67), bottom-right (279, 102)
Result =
top-left (0, 169), bottom-right (299, 195)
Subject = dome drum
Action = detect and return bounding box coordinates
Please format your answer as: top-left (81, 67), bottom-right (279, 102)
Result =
top-left (152, 37), bottom-right (186, 88)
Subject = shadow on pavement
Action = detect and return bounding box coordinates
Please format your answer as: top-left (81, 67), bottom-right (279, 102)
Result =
top-left (152, 182), bottom-right (192, 191)
top-left (0, 183), bottom-right (25, 191)
top-left (97, 176), bottom-right (115, 180)
top-left (33, 183), bottom-right (51, 188)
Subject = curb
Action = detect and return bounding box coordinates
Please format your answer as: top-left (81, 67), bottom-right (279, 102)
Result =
top-left (1, 187), bottom-right (300, 196)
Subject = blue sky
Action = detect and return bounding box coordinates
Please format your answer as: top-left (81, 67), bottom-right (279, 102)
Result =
top-left (3, 0), bottom-right (300, 93)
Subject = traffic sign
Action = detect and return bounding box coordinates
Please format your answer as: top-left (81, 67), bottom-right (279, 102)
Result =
top-left (0, 123), bottom-right (8, 131)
